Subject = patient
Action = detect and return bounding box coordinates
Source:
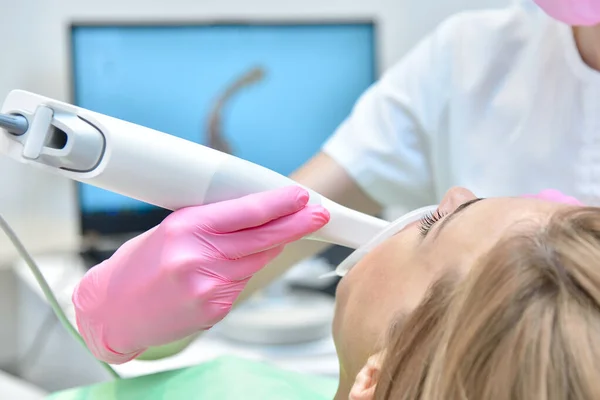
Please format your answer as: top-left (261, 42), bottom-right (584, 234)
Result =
top-left (334, 187), bottom-right (600, 400)
top-left (66, 185), bottom-right (600, 400)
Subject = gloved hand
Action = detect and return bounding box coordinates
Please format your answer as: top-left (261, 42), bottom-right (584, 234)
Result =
top-left (73, 186), bottom-right (330, 364)
top-left (522, 189), bottom-right (584, 206)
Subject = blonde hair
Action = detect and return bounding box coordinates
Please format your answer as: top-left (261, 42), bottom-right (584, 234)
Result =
top-left (375, 207), bottom-right (600, 399)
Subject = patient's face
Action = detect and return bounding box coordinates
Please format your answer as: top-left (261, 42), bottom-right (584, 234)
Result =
top-left (332, 187), bottom-right (569, 388)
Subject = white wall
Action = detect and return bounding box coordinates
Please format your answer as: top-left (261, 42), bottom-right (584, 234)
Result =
top-left (0, 0), bottom-right (507, 262)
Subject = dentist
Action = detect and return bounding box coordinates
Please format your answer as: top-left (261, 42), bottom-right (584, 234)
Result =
top-left (74, 0), bottom-right (600, 364)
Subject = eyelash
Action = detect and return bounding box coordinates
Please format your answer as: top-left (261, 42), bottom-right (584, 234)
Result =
top-left (419, 210), bottom-right (447, 237)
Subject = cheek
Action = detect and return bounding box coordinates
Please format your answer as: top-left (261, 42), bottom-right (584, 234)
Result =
top-left (333, 265), bottom-right (393, 376)
top-left (332, 238), bottom-right (417, 364)
top-left (333, 233), bottom-right (450, 361)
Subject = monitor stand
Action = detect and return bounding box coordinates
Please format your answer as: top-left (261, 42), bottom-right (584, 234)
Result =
top-left (218, 257), bottom-right (338, 345)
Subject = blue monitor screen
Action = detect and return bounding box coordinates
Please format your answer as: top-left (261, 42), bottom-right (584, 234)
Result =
top-left (72, 23), bottom-right (376, 217)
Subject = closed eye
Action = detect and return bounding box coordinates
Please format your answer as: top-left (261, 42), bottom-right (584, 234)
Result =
top-left (419, 209), bottom-right (447, 237)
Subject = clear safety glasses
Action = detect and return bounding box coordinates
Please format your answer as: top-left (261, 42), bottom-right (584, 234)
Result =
top-left (323, 205), bottom-right (439, 278)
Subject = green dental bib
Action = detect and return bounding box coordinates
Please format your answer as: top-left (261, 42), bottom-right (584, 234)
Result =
top-left (48, 356), bottom-right (337, 400)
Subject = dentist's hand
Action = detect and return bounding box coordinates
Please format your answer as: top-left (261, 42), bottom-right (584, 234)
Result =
top-left (72, 186), bottom-right (330, 364)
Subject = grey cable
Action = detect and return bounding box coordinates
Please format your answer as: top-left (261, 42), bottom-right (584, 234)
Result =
top-left (0, 113), bottom-right (28, 136)
top-left (0, 212), bottom-right (120, 379)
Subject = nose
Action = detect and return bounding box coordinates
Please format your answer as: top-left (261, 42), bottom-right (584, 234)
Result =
top-left (438, 187), bottom-right (477, 215)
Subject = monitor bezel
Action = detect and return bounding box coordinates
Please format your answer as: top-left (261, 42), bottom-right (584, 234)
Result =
top-left (67, 18), bottom-right (380, 238)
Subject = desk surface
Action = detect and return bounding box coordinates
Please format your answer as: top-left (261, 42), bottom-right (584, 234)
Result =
top-left (12, 254), bottom-right (340, 380)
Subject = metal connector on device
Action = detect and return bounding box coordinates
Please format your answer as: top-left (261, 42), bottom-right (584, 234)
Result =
top-left (0, 113), bottom-right (28, 136)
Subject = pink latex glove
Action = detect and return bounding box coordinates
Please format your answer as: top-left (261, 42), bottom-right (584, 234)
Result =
top-left (521, 189), bottom-right (584, 206)
top-left (73, 186), bottom-right (330, 364)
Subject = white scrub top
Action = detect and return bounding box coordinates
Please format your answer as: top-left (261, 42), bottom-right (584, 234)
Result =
top-left (323, 1), bottom-right (600, 210)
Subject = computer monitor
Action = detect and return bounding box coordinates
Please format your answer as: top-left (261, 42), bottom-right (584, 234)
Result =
top-left (70, 21), bottom-right (377, 243)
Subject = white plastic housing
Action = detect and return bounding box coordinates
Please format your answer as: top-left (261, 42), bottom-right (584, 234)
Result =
top-left (0, 90), bottom-right (389, 249)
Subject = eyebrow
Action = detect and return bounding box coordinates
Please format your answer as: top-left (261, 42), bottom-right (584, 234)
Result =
top-left (431, 198), bottom-right (485, 240)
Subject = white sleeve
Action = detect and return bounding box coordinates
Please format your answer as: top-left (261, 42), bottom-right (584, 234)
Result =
top-left (322, 16), bottom-right (460, 210)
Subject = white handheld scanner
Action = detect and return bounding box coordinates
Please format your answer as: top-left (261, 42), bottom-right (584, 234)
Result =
top-left (0, 90), bottom-right (389, 249)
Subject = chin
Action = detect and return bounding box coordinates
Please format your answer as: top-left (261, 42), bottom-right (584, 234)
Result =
top-left (333, 274), bottom-right (351, 334)
top-left (332, 295), bottom-right (344, 347)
